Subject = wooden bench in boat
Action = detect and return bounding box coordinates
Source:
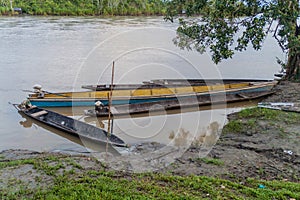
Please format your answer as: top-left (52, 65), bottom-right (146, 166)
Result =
top-left (31, 110), bottom-right (48, 117)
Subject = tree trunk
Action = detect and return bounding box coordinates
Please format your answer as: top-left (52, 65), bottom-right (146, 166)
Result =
top-left (286, 51), bottom-right (300, 80)
top-left (285, 25), bottom-right (300, 80)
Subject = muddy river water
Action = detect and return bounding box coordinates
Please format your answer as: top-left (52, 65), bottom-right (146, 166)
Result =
top-left (0, 16), bottom-right (283, 155)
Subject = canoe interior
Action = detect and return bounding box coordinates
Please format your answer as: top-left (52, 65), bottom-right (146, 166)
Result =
top-left (22, 107), bottom-right (126, 146)
top-left (149, 78), bottom-right (273, 85)
top-left (82, 79), bottom-right (274, 91)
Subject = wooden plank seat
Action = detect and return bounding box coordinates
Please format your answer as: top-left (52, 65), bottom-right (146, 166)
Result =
top-left (31, 110), bottom-right (48, 117)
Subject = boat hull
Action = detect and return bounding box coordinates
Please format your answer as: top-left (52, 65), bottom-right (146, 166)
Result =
top-left (28, 81), bottom-right (276, 107)
top-left (85, 90), bottom-right (275, 117)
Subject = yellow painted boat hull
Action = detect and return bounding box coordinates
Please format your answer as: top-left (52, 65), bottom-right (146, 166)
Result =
top-left (28, 81), bottom-right (277, 107)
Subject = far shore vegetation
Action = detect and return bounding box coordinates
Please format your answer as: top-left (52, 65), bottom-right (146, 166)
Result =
top-left (0, 0), bottom-right (167, 16)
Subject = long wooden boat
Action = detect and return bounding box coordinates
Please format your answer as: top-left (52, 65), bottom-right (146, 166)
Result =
top-left (14, 104), bottom-right (127, 147)
top-left (85, 90), bottom-right (274, 117)
top-left (82, 79), bottom-right (273, 91)
top-left (27, 80), bottom-right (277, 107)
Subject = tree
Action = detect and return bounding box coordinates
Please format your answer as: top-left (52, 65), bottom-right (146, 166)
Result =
top-left (165, 0), bottom-right (300, 80)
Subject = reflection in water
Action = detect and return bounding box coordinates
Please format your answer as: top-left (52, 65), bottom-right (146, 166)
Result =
top-left (168, 121), bottom-right (221, 151)
top-left (169, 128), bottom-right (191, 147)
top-left (191, 121), bottom-right (222, 158)
top-left (19, 119), bottom-right (33, 128)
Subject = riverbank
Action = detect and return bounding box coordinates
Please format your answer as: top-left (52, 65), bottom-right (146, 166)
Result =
top-left (1, 81), bottom-right (299, 199)
top-left (0, 0), bottom-right (166, 16)
top-left (1, 149), bottom-right (299, 199)
top-left (163, 81), bottom-right (300, 181)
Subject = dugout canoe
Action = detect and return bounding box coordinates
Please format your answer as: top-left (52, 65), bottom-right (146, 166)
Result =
top-left (14, 104), bottom-right (127, 147)
top-left (85, 90), bottom-right (275, 117)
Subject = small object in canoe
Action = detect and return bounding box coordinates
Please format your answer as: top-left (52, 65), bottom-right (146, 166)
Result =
top-left (14, 103), bottom-right (127, 147)
top-left (258, 102), bottom-right (300, 113)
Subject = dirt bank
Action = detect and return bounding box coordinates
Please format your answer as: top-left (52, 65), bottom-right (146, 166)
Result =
top-left (163, 81), bottom-right (300, 181)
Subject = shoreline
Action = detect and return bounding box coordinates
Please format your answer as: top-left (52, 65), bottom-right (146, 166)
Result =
top-left (1, 81), bottom-right (299, 198)
top-left (0, 0), bottom-right (167, 17)
top-left (0, 13), bottom-right (166, 17)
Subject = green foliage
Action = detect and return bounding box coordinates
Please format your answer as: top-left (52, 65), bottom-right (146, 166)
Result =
top-left (0, 0), bottom-right (166, 16)
top-left (166, 0), bottom-right (300, 79)
top-left (0, 7), bottom-right (9, 14)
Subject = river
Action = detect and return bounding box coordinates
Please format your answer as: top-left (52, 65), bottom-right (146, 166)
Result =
top-left (0, 16), bottom-right (283, 154)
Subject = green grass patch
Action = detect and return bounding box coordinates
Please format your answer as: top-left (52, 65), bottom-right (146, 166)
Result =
top-left (0, 159), bottom-right (35, 169)
top-left (223, 107), bottom-right (300, 134)
top-left (238, 107), bottom-right (300, 123)
top-left (238, 107), bottom-right (280, 119)
top-left (198, 158), bottom-right (224, 166)
top-left (3, 172), bottom-right (298, 200)
top-left (222, 120), bottom-right (244, 133)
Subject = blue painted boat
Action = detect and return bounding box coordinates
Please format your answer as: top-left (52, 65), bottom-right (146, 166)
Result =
top-left (27, 81), bottom-right (277, 107)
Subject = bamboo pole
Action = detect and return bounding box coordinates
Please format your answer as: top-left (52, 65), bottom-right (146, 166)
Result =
top-left (106, 61), bottom-right (115, 154)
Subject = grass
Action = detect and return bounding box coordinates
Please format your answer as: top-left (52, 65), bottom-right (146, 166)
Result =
top-left (1, 155), bottom-right (299, 200)
top-left (198, 158), bottom-right (224, 166)
top-left (223, 120), bottom-right (244, 133)
top-left (238, 107), bottom-right (300, 123)
top-left (223, 107), bottom-right (300, 134)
